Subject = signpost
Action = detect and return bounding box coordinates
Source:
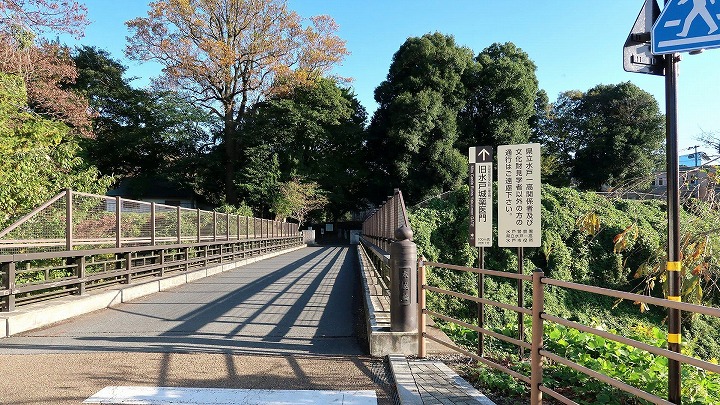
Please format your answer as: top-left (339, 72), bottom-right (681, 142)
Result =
top-left (624, 0), bottom-right (664, 75)
top-left (469, 146), bottom-right (493, 357)
top-left (652, 0), bottom-right (720, 54)
top-left (469, 146), bottom-right (493, 247)
top-left (497, 143), bottom-right (542, 248)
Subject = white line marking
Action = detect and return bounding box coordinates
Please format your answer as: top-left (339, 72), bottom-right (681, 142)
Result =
top-left (658, 33), bottom-right (720, 47)
top-left (84, 386), bottom-right (378, 405)
top-left (664, 19), bottom-right (682, 28)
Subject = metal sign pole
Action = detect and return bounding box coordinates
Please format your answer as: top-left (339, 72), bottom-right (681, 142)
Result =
top-left (665, 49), bottom-right (682, 404)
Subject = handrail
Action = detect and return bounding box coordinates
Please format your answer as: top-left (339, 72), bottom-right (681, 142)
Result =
top-left (0, 189), bottom-right (299, 255)
top-left (0, 235), bottom-right (303, 312)
top-left (417, 259), bottom-right (720, 404)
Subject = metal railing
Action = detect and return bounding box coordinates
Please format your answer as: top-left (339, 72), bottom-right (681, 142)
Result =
top-left (360, 189), bottom-right (412, 291)
top-left (0, 236), bottom-right (302, 312)
top-left (0, 189), bottom-right (298, 255)
top-left (0, 189), bottom-right (303, 312)
top-left (417, 259), bottom-right (720, 405)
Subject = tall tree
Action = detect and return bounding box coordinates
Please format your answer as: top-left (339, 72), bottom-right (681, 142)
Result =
top-left (243, 77), bottom-right (367, 219)
top-left (70, 46), bottom-right (218, 198)
top-left (569, 82), bottom-right (665, 190)
top-left (125, 0), bottom-right (348, 205)
top-left (459, 42), bottom-right (539, 150)
top-left (368, 32), bottom-right (474, 203)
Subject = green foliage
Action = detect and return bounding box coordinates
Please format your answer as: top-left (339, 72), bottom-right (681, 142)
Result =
top-left (70, 46), bottom-right (216, 198)
top-left (242, 77), bottom-right (367, 219)
top-left (368, 33), bottom-right (474, 203)
top-left (446, 321), bottom-right (720, 404)
top-left (0, 72), bottom-right (111, 228)
top-left (538, 82), bottom-right (664, 189)
top-left (458, 42), bottom-right (539, 150)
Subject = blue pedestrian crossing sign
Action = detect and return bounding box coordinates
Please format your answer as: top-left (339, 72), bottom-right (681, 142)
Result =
top-left (652, 0), bottom-right (720, 54)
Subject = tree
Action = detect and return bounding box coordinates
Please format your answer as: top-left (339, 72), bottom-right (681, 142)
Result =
top-left (272, 178), bottom-right (328, 228)
top-left (458, 42), bottom-right (539, 150)
top-left (368, 33), bottom-right (474, 204)
top-left (70, 46), bottom-right (217, 194)
top-left (0, 72), bottom-right (111, 228)
top-left (243, 77), bottom-right (367, 219)
top-left (534, 90), bottom-right (584, 186)
top-left (0, 0), bottom-right (87, 38)
top-left (570, 82), bottom-right (665, 190)
top-left (125, 0), bottom-right (348, 205)
top-left (0, 0), bottom-right (90, 132)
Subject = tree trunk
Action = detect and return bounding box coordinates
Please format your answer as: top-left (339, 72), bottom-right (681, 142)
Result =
top-left (224, 110), bottom-right (238, 206)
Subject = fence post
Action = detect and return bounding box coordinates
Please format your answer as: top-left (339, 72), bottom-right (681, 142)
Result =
top-left (116, 196), bottom-right (122, 248)
top-left (125, 253), bottom-right (132, 284)
top-left (196, 209), bottom-right (201, 243)
top-left (66, 188), bottom-right (73, 251)
top-left (530, 269), bottom-right (545, 405)
top-left (151, 202), bottom-right (156, 246)
top-left (246, 216), bottom-right (249, 239)
top-left (418, 256), bottom-right (426, 358)
top-left (226, 213), bottom-right (230, 241)
top-left (213, 211), bottom-right (217, 242)
top-left (237, 215), bottom-right (241, 240)
top-left (75, 256), bottom-right (86, 295)
top-left (2, 262), bottom-right (15, 312)
top-left (390, 225), bottom-right (417, 332)
top-left (176, 207), bottom-right (181, 244)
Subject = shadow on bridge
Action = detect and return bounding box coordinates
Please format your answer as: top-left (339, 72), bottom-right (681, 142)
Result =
top-left (0, 246), bottom-right (367, 357)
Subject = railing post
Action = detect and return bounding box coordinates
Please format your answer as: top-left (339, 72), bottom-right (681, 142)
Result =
top-left (125, 253), bottom-right (132, 284)
top-left (158, 248), bottom-right (165, 277)
top-left (226, 213), bottom-right (230, 241)
top-left (150, 202), bottom-right (156, 246)
top-left (418, 256), bottom-right (426, 358)
top-left (530, 269), bottom-right (545, 405)
top-left (2, 262), bottom-right (15, 312)
top-left (75, 256), bottom-right (85, 295)
top-left (196, 209), bottom-right (201, 243)
top-left (237, 215), bottom-right (241, 240)
top-left (246, 216), bottom-right (249, 239)
top-left (176, 206), bottom-right (181, 244)
top-left (390, 225), bottom-right (417, 332)
top-left (66, 188), bottom-right (73, 251)
top-left (116, 196), bottom-right (122, 248)
top-left (213, 211), bottom-right (217, 241)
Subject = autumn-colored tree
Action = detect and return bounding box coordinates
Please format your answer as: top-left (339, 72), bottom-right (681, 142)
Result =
top-left (0, 0), bottom-right (91, 132)
top-left (126, 0), bottom-right (348, 205)
top-left (272, 179), bottom-right (328, 229)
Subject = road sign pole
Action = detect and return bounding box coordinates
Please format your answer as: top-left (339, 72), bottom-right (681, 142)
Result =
top-left (664, 48), bottom-right (681, 404)
top-left (477, 246), bottom-right (484, 358)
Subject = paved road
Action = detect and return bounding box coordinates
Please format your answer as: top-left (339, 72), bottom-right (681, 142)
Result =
top-left (0, 246), bottom-right (397, 404)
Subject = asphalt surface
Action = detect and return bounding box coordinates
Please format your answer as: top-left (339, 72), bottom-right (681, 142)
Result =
top-left (0, 246), bottom-right (398, 404)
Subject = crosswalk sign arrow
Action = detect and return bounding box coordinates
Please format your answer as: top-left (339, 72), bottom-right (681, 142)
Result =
top-left (652, 0), bottom-right (720, 54)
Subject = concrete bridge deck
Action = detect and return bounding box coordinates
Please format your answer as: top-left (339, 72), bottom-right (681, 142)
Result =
top-left (0, 246), bottom-right (399, 404)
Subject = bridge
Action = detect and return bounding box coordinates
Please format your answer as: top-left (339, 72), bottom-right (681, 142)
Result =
top-left (0, 189), bottom-right (488, 405)
top-left (1, 189), bottom-right (720, 404)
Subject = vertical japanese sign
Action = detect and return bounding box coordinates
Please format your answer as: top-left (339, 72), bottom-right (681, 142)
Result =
top-left (469, 146), bottom-right (493, 247)
top-left (498, 143), bottom-right (541, 247)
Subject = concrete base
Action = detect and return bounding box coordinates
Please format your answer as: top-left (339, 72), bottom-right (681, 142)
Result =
top-left (0, 244), bottom-right (306, 338)
top-left (357, 244), bottom-right (418, 357)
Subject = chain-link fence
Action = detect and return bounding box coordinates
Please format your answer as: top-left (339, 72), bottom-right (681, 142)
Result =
top-left (0, 189), bottom-right (299, 255)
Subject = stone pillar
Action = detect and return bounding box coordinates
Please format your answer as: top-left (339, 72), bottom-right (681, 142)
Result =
top-left (390, 225), bottom-right (417, 332)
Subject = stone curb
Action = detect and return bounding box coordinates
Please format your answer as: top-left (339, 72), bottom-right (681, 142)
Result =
top-left (387, 354), bottom-right (496, 405)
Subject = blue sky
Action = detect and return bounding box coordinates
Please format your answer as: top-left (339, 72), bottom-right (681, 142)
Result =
top-left (64, 0), bottom-right (720, 155)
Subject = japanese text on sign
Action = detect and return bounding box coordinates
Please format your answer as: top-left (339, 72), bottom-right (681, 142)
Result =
top-left (497, 143), bottom-right (541, 247)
